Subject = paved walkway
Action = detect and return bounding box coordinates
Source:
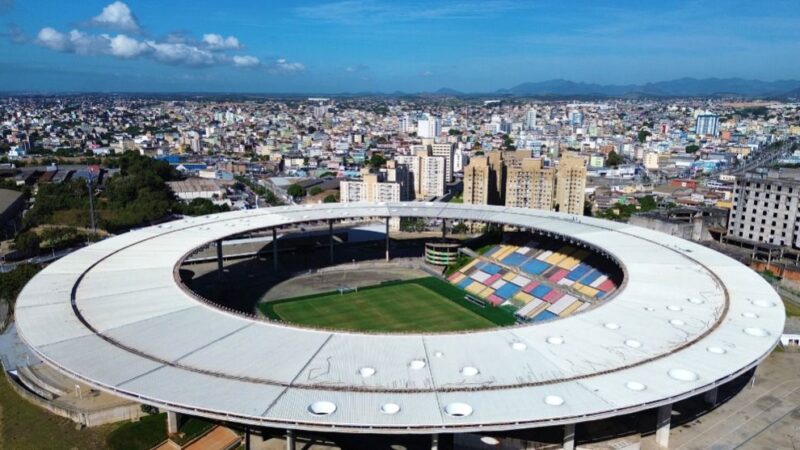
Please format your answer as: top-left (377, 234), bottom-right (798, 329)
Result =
top-left (653, 351), bottom-right (800, 450)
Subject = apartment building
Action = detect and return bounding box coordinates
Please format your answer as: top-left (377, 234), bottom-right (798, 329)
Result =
top-left (555, 153), bottom-right (588, 215)
top-left (340, 173), bottom-right (401, 203)
top-left (505, 158), bottom-right (556, 211)
top-left (728, 169), bottom-right (800, 247)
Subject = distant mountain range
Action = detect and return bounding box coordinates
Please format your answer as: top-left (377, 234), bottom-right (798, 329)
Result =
top-left (430, 78), bottom-right (800, 98)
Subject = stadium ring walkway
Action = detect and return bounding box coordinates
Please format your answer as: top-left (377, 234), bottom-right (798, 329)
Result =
top-left (15, 203), bottom-right (784, 445)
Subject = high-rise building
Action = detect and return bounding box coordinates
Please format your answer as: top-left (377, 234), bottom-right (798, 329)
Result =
top-left (505, 158), bottom-right (555, 211)
top-left (420, 156), bottom-right (446, 198)
top-left (463, 156), bottom-right (492, 205)
top-left (453, 146), bottom-right (467, 173)
top-left (525, 108), bottom-right (537, 130)
top-left (417, 115), bottom-right (441, 139)
top-left (695, 114), bottom-right (720, 136)
top-left (555, 154), bottom-right (588, 215)
top-left (385, 160), bottom-right (411, 201)
top-left (728, 169), bottom-right (800, 247)
top-left (430, 143), bottom-right (455, 183)
top-left (340, 173), bottom-right (401, 203)
top-left (569, 110), bottom-right (584, 127)
top-left (395, 154), bottom-right (421, 200)
top-left (398, 115), bottom-right (411, 133)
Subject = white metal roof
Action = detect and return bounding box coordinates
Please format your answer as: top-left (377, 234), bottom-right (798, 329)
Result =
top-left (14, 203), bottom-right (784, 433)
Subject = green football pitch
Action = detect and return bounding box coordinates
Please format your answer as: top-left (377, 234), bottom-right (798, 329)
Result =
top-left (259, 277), bottom-right (516, 332)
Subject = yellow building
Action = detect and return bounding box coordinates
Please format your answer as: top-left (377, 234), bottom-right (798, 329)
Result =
top-left (505, 158), bottom-right (555, 211)
top-left (555, 154), bottom-right (588, 215)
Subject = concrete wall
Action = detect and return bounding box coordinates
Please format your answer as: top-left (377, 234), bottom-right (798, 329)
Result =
top-left (3, 365), bottom-right (144, 427)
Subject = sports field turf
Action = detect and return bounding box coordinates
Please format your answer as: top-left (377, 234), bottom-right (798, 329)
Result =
top-left (259, 277), bottom-right (516, 332)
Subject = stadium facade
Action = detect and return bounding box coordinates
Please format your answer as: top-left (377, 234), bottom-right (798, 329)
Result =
top-left (15, 203), bottom-right (784, 449)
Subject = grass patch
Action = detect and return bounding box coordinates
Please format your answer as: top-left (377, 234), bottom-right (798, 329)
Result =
top-left (0, 374), bottom-right (114, 450)
top-left (260, 277), bottom-right (516, 332)
top-left (106, 413), bottom-right (166, 450)
top-left (783, 299), bottom-right (800, 318)
top-left (173, 417), bottom-right (215, 446)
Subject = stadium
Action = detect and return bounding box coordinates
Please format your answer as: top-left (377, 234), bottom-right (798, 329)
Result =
top-left (14, 202), bottom-right (785, 449)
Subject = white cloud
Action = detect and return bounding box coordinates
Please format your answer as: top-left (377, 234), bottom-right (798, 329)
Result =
top-left (90, 1), bottom-right (140, 32)
top-left (232, 55), bottom-right (260, 67)
top-left (31, 2), bottom-right (304, 74)
top-left (269, 58), bottom-right (306, 74)
top-left (109, 34), bottom-right (147, 58)
top-left (37, 27), bottom-right (67, 51)
top-left (145, 41), bottom-right (216, 66)
top-left (202, 33), bottom-right (241, 50)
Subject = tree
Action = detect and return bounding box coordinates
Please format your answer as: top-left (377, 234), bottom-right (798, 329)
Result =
top-left (309, 186), bottom-right (323, 196)
top-left (14, 231), bottom-right (41, 255)
top-left (369, 153), bottom-right (386, 169)
top-left (637, 129), bottom-right (651, 143)
top-left (323, 194), bottom-right (338, 203)
top-left (0, 264), bottom-right (41, 306)
top-left (178, 198), bottom-right (230, 216)
top-left (452, 223), bottom-right (468, 234)
top-left (287, 183), bottom-right (306, 197)
top-left (607, 150), bottom-right (623, 167)
top-left (685, 144), bottom-right (700, 154)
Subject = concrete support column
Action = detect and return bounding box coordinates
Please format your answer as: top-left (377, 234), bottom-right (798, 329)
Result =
top-left (431, 434), bottom-right (439, 450)
top-left (563, 423), bottom-right (576, 450)
top-left (704, 386), bottom-right (718, 406)
top-left (286, 429), bottom-right (295, 450)
top-left (272, 228), bottom-right (278, 271)
top-left (329, 219), bottom-right (334, 264)
top-left (167, 411), bottom-right (180, 435)
top-left (216, 240), bottom-right (223, 280)
top-left (655, 403), bottom-right (672, 449)
top-left (442, 219), bottom-right (447, 239)
top-left (385, 217), bottom-right (390, 262)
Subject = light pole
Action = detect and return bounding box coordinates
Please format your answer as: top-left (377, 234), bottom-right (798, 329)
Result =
top-left (86, 178), bottom-right (96, 234)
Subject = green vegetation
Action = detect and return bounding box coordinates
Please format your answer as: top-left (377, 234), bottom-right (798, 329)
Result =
top-left (400, 217), bottom-right (426, 232)
top-left (323, 194), bottom-right (337, 203)
top-left (309, 186), bottom-right (323, 196)
top-left (606, 150), bottom-right (622, 167)
top-left (637, 129), bottom-right (651, 143)
top-left (176, 198), bottom-right (230, 216)
top-left (369, 153), bottom-right (386, 169)
top-left (783, 299), bottom-right (800, 317)
top-left (287, 183), bottom-right (306, 197)
top-left (172, 417), bottom-right (215, 446)
top-left (0, 264), bottom-right (41, 310)
top-left (596, 195), bottom-right (658, 222)
top-left (105, 413), bottom-right (215, 450)
top-left (449, 193), bottom-right (463, 203)
top-left (106, 413), bottom-right (167, 450)
top-left (445, 253), bottom-right (472, 276)
top-left (13, 231), bottom-right (41, 255)
top-left (24, 152), bottom-right (181, 232)
top-left (685, 144), bottom-right (700, 154)
top-left (0, 374), bottom-right (113, 450)
top-left (234, 175), bottom-right (283, 206)
top-left (260, 277), bottom-right (516, 332)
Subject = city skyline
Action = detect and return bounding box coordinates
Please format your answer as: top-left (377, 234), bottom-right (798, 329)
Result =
top-left (1, 0), bottom-right (800, 93)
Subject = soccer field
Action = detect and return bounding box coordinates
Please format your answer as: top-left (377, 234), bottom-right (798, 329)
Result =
top-left (259, 277), bottom-right (515, 332)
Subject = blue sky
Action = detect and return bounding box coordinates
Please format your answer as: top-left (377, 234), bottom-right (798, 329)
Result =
top-left (1, 0), bottom-right (799, 93)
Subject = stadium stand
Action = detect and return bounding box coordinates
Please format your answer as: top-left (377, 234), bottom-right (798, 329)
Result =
top-left (446, 234), bottom-right (622, 322)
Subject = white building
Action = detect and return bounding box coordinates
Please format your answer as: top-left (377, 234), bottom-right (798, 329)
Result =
top-left (421, 156), bottom-right (446, 198)
top-left (695, 114), bottom-right (720, 136)
top-left (340, 174), bottom-right (401, 203)
top-left (417, 115), bottom-right (441, 139)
